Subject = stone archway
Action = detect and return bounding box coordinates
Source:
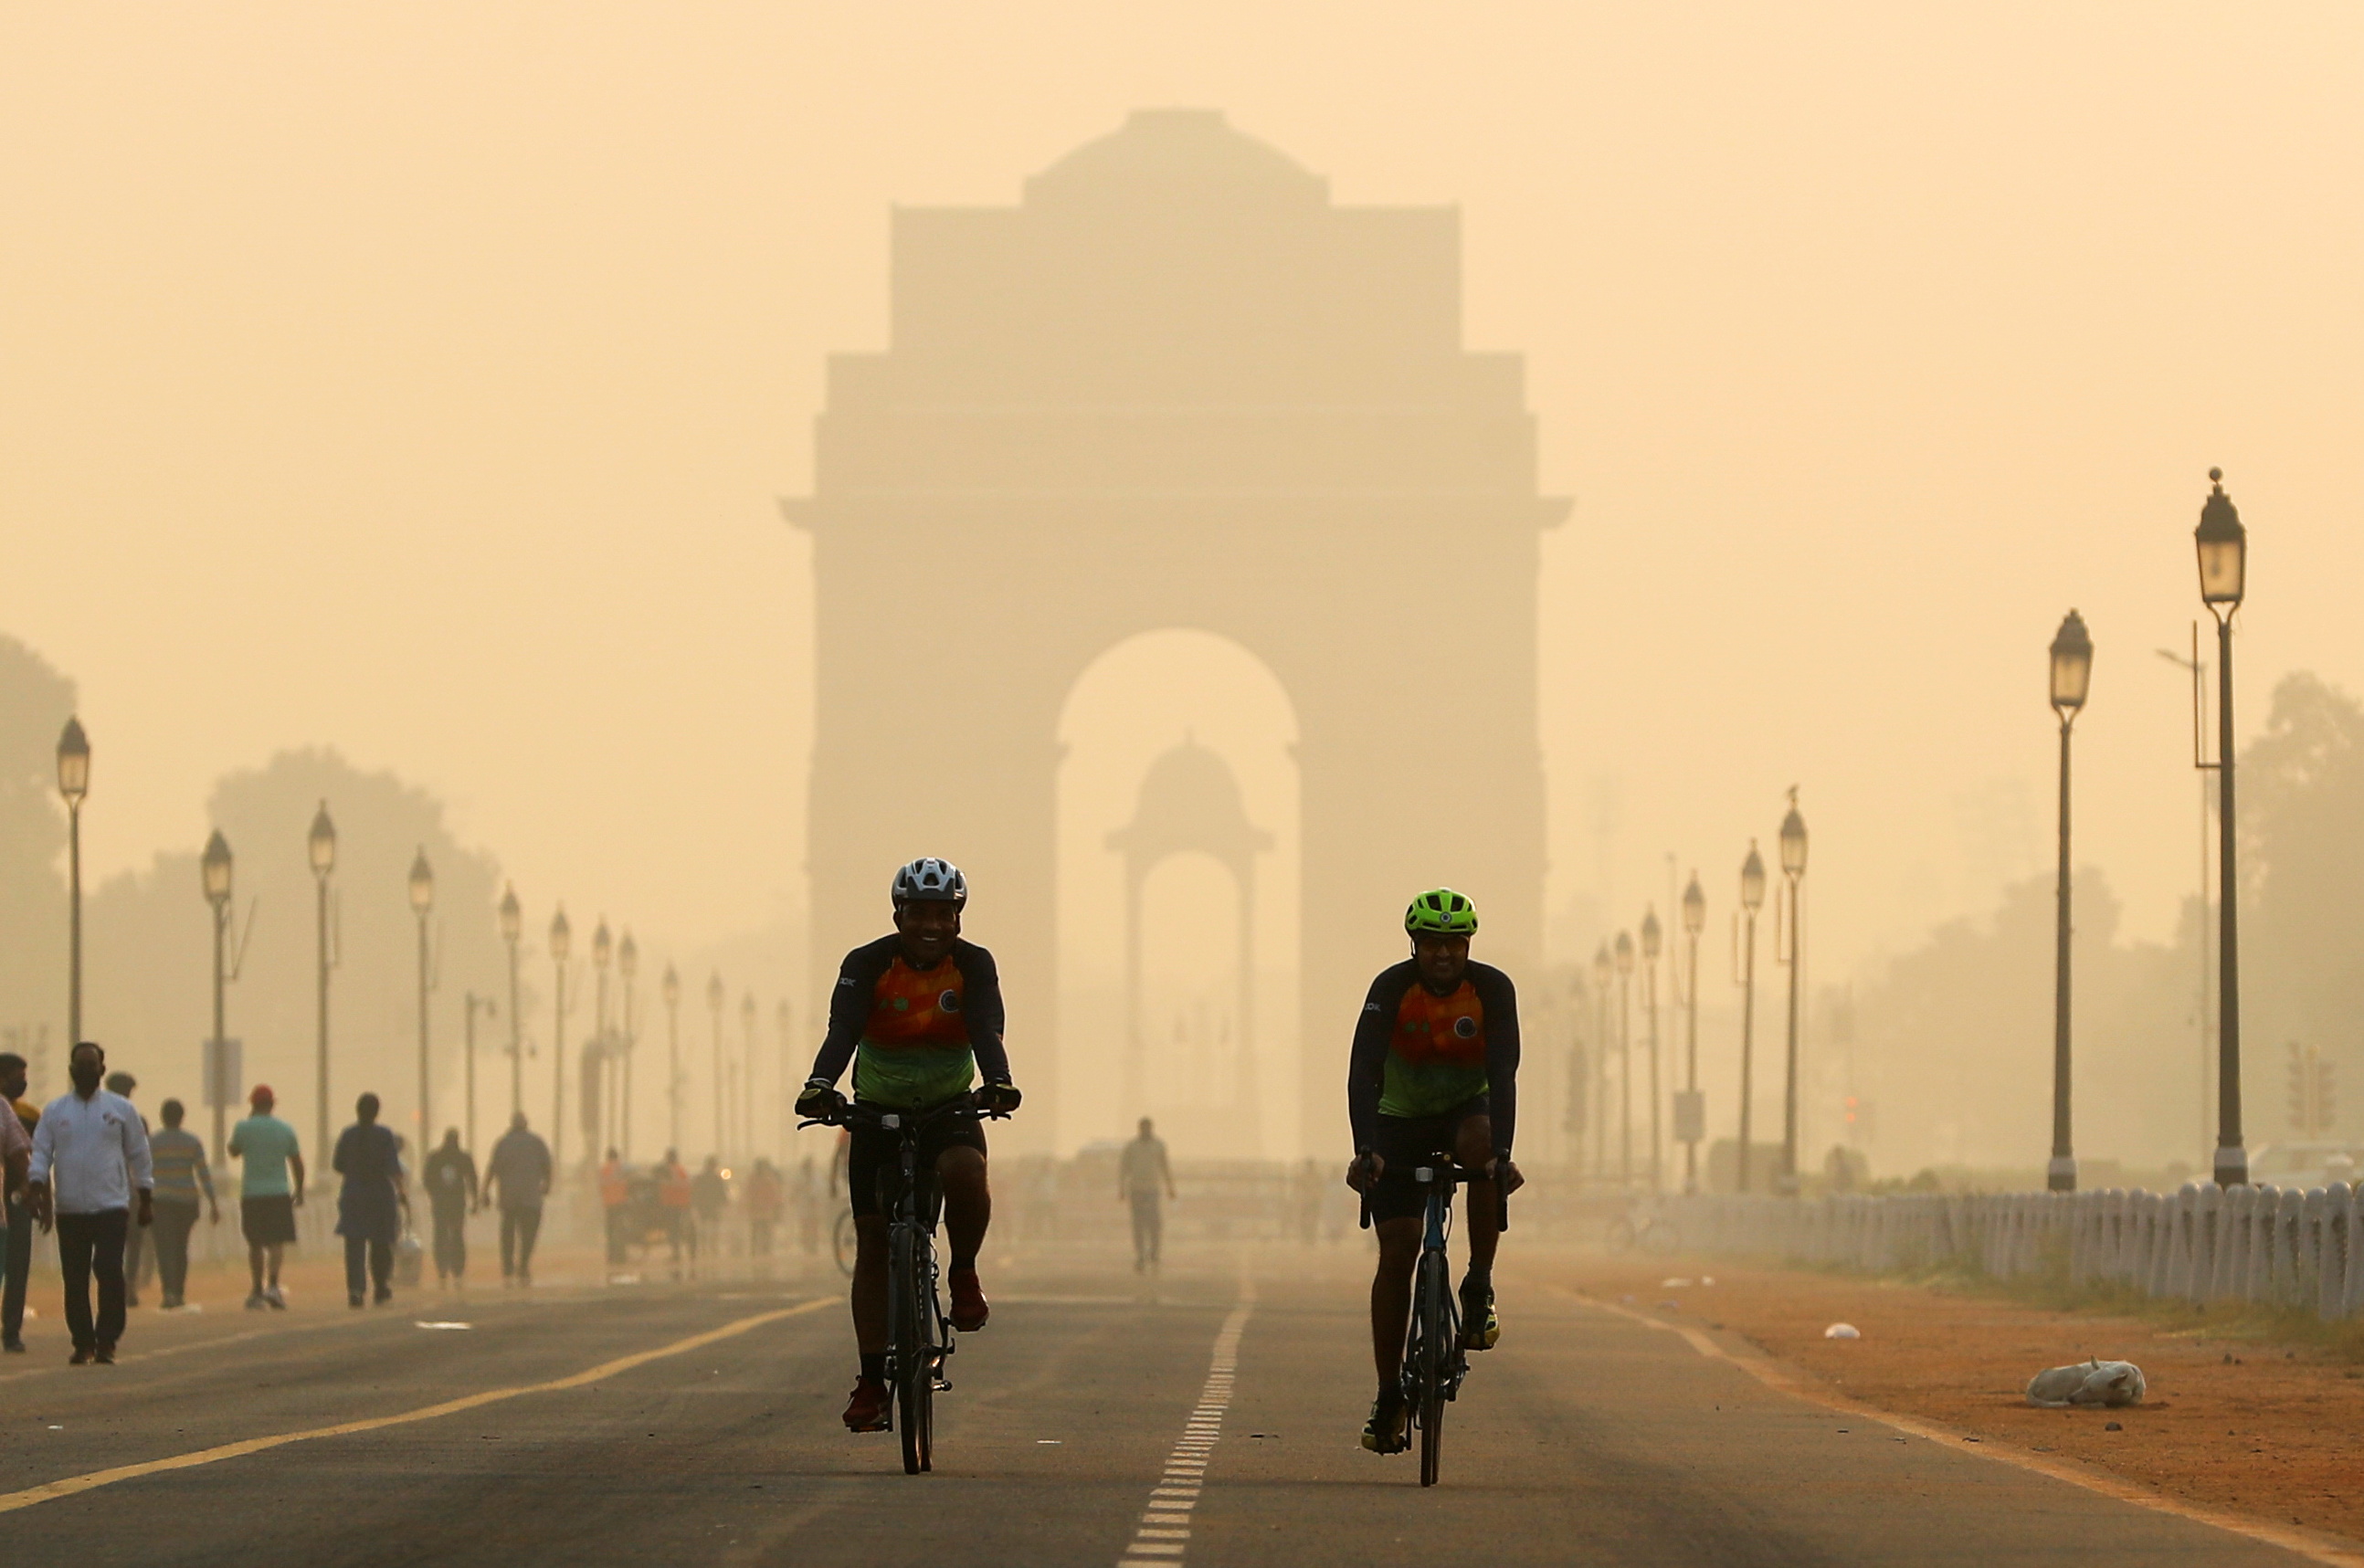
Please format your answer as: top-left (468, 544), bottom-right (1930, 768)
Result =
top-left (787, 110), bottom-right (1563, 1155)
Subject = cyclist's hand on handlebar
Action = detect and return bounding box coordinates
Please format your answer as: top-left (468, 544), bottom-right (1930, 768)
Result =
top-left (1346, 1151), bottom-right (1383, 1193)
top-left (1487, 1155), bottom-right (1525, 1197)
top-left (975, 1079), bottom-right (1022, 1116)
top-left (795, 1079), bottom-right (844, 1122)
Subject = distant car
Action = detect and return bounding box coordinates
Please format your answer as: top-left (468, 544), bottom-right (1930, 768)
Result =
top-left (2246, 1142), bottom-right (2363, 1191)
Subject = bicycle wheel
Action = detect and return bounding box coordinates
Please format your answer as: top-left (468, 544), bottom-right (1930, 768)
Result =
top-left (892, 1225), bottom-right (934, 1475)
top-left (1415, 1249), bottom-right (1450, 1487)
top-left (832, 1208), bottom-right (857, 1277)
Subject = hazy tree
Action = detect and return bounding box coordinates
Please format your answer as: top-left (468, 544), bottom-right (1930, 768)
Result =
top-left (0, 635), bottom-right (75, 1090)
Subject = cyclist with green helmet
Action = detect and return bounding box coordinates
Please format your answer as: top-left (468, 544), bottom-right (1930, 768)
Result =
top-left (1345, 887), bottom-right (1524, 1454)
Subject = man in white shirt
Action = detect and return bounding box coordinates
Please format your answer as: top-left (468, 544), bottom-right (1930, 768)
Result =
top-left (26, 1042), bottom-right (153, 1365)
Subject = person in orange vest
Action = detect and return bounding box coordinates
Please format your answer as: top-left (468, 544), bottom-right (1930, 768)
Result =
top-left (655, 1148), bottom-right (691, 1280)
top-left (598, 1148), bottom-right (629, 1266)
top-left (744, 1158), bottom-right (784, 1259)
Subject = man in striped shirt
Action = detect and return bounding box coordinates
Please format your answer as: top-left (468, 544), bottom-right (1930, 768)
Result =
top-left (147, 1099), bottom-right (218, 1310)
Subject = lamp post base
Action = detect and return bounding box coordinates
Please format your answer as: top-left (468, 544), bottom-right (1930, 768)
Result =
top-left (2046, 1154), bottom-right (2077, 1193)
top-left (2213, 1145), bottom-right (2249, 1189)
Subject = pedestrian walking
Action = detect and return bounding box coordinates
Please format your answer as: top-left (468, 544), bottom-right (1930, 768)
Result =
top-left (25, 1042), bottom-right (153, 1364)
top-left (599, 1148), bottom-right (628, 1265)
top-left (332, 1094), bottom-right (407, 1308)
top-left (481, 1111), bottom-right (551, 1287)
top-left (1117, 1117), bottom-right (1176, 1272)
top-left (0, 1051), bottom-right (37, 1353)
top-left (103, 1071), bottom-right (153, 1306)
top-left (655, 1149), bottom-right (691, 1279)
top-left (147, 1099), bottom-right (219, 1309)
top-left (421, 1129), bottom-right (477, 1286)
top-left (0, 1074), bottom-right (28, 1328)
top-left (794, 1154), bottom-right (822, 1255)
top-left (691, 1154), bottom-right (729, 1273)
top-left (744, 1158), bottom-right (784, 1258)
top-left (229, 1085), bottom-right (304, 1310)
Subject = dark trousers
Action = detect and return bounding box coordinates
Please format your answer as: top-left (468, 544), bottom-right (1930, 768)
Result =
top-left (1130, 1191), bottom-right (1163, 1266)
top-left (499, 1206), bottom-right (542, 1278)
top-left (431, 1206), bottom-right (467, 1279)
top-left (153, 1200), bottom-right (201, 1302)
top-left (3, 1192), bottom-right (29, 1343)
top-left (57, 1209), bottom-right (130, 1350)
top-left (344, 1235), bottom-right (393, 1300)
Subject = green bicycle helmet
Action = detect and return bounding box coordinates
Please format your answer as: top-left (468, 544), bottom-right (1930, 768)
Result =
top-left (1404, 888), bottom-right (1479, 935)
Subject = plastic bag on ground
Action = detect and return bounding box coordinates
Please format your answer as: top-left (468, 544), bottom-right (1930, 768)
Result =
top-left (2024, 1359), bottom-right (2145, 1408)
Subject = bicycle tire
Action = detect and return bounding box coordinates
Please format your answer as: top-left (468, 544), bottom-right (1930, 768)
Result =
top-left (1416, 1249), bottom-right (1449, 1487)
top-left (833, 1208), bottom-right (857, 1278)
top-left (890, 1224), bottom-right (931, 1474)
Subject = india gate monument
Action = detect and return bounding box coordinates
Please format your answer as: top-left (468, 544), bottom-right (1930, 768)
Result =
top-left (786, 110), bottom-right (1562, 1158)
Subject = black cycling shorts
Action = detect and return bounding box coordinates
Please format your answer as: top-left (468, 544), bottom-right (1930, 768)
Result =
top-left (846, 1102), bottom-right (988, 1219)
top-left (1366, 1096), bottom-right (1490, 1226)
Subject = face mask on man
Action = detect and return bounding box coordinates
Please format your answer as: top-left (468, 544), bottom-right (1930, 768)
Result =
top-left (69, 1059), bottom-right (103, 1095)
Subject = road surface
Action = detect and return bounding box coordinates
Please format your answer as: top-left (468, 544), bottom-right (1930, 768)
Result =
top-left (0, 1240), bottom-right (2322, 1566)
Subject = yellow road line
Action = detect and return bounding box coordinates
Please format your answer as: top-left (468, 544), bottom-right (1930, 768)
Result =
top-left (1554, 1287), bottom-right (2364, 1568)
top-left (0, 1296), bottom-right (832, 1516)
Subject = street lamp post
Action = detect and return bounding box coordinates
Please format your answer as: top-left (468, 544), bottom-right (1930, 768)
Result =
top-left (499, 885), bottom-right (522, 1118)
top-left (1737, 842), bottom-right (1767, 1193)
top-left (409, 849), bottom-right (436, 1164)
top-left (202, 831), bottom-right (234, 1163)
top-left (549, 907), bottom-right (572, 1173)
top-left (1778, 794), bottom-right (1808, 1194)
top-left (56, 720), bottom-right (89, 1047)
top-left (618, 931), bottom-right (638, 1162)
top-left (741, 993), bottom-right (758, 1160)
top-left (1590, 943), bottom-right (1612, 1180)
top-left (308, 802), bottom-right (338, 1166)
top-left (1614, 931), bottom-right (1635, 1186)
top-left (1641, 909), bottom-right (1663, 1194)
top-left (1680, 872), bottom-right (1706, 1193)
top-left (2195, 468), bottom-right (2250, 1189)
top-left (592, 919), bottom-right (612, 1156)
top-left (2048, 610), bottom-right (2094, 1193)
top-left (776, 999), bottom-right (795, 1157)
top-left (663, 964), bottom-right (682, 1152)
top-left (706, 973), bottom-right (725, 1158)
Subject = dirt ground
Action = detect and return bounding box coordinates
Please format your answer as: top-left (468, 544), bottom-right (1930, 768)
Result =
top-left (1537, 1255), bottom-right (2364, 1550)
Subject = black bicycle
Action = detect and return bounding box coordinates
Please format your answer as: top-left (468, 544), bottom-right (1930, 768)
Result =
top-left (803, 1092), bottom-right (1006, 1475)
top-left (1362, 1157), bottom-right (1505, 1487)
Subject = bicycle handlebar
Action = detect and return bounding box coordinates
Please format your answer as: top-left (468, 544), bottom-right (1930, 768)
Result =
top-left (1351, 1152), bottom-right (1510, 1233)
top-left (797, 1090), bottom-right (1011, 1136)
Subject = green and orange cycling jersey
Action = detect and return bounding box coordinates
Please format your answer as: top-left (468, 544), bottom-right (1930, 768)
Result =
top-left (807, 933), bottom-right (1010, 1110)
top-left (1346, 959), bottom-right (1521, 1152)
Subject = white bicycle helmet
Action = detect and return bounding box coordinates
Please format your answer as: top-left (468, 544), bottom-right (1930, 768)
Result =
top-left (892, 857), bottom-right (967, 908)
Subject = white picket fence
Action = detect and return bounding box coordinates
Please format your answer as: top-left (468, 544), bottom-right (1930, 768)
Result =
top-left (1663, 1182), bottom-right (2364, 1321)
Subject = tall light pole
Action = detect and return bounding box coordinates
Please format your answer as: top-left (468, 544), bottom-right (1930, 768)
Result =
top-left (1736, 842), bottom-right (1767, 1193)
top-left (2048, 610), bottom-right (2094, 1193)
top-left (706, 972), bottom-right (725, 1158)
top-left (663, 963), bottom-right (682, 1152)
top-left (1777, 793), bottom-right (1809, 1194)
top-left (618, 931), bottom-right (638, 1162)
top-left (1641, 908), bottom-right (1663, 1194)
top-left (549, 907), bottom-right (572, 1173)
top-left (741, 992), bottom-right (758, 1160)
top-left (56, 719), bottom-right (90, 1048)
top-left (464, 992), bottom-right (496, 1157)
top-left (592, 919), bottom-right (612, 1156)
top-left (1589, 942), bottom-right (1612, 1180)
top-left (1614, 930), bottom-right (1634, 1186)
top-left (499, 884), bottom-right (522, 1118)
top-left (1680, 872), bottom-right (1705, 1193)
top-left (308, 802), bottom-right (338, 1165)
top-left (202, 830), bottom-right (234, 1163)
top-left (2195, 468), bottom-right (2250, 1189)
top-left (409, 848), bottom-right (436, 1163)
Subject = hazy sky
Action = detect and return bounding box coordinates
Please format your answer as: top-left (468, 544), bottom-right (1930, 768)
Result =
top-left (5, 4), bottom-right (2359, 989)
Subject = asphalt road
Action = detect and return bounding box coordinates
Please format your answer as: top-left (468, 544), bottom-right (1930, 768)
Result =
top-left (0, 1239), bottom-right (2321, 1567)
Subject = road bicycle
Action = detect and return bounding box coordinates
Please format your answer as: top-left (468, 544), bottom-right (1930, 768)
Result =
top-left (1362, 1156), bottom-right (1507, 1487)
top-left (803, 1091), bottom-right (1008, 1475)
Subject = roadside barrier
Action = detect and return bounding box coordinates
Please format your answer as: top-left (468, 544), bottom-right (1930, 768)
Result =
top-left (1656, 1182), bottom-right (2364, 1321)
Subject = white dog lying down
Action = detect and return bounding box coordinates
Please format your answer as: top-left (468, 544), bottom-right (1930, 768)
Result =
top-left (2024, 1359), bottom-right (2146, 1408)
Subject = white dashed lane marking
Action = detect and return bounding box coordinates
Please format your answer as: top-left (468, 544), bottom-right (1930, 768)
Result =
top-left (1116, 1283), bottom-right (1254, 1568)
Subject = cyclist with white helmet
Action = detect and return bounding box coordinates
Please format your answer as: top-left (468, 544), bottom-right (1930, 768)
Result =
top-left (1345, 888), bottom-right (1524, 1454)
top-left (796, 858), bottom-right (1021, 1434)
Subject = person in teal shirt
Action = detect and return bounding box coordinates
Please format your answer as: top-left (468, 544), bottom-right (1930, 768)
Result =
top-left (227, 1085), bottom-right (305, 1310)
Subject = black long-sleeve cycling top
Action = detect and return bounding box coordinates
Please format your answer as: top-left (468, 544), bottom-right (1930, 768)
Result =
top-left (807, 934), bottom-right (1010, 1109)
top-left (1346, 958), bottom-right (1520, 1156)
